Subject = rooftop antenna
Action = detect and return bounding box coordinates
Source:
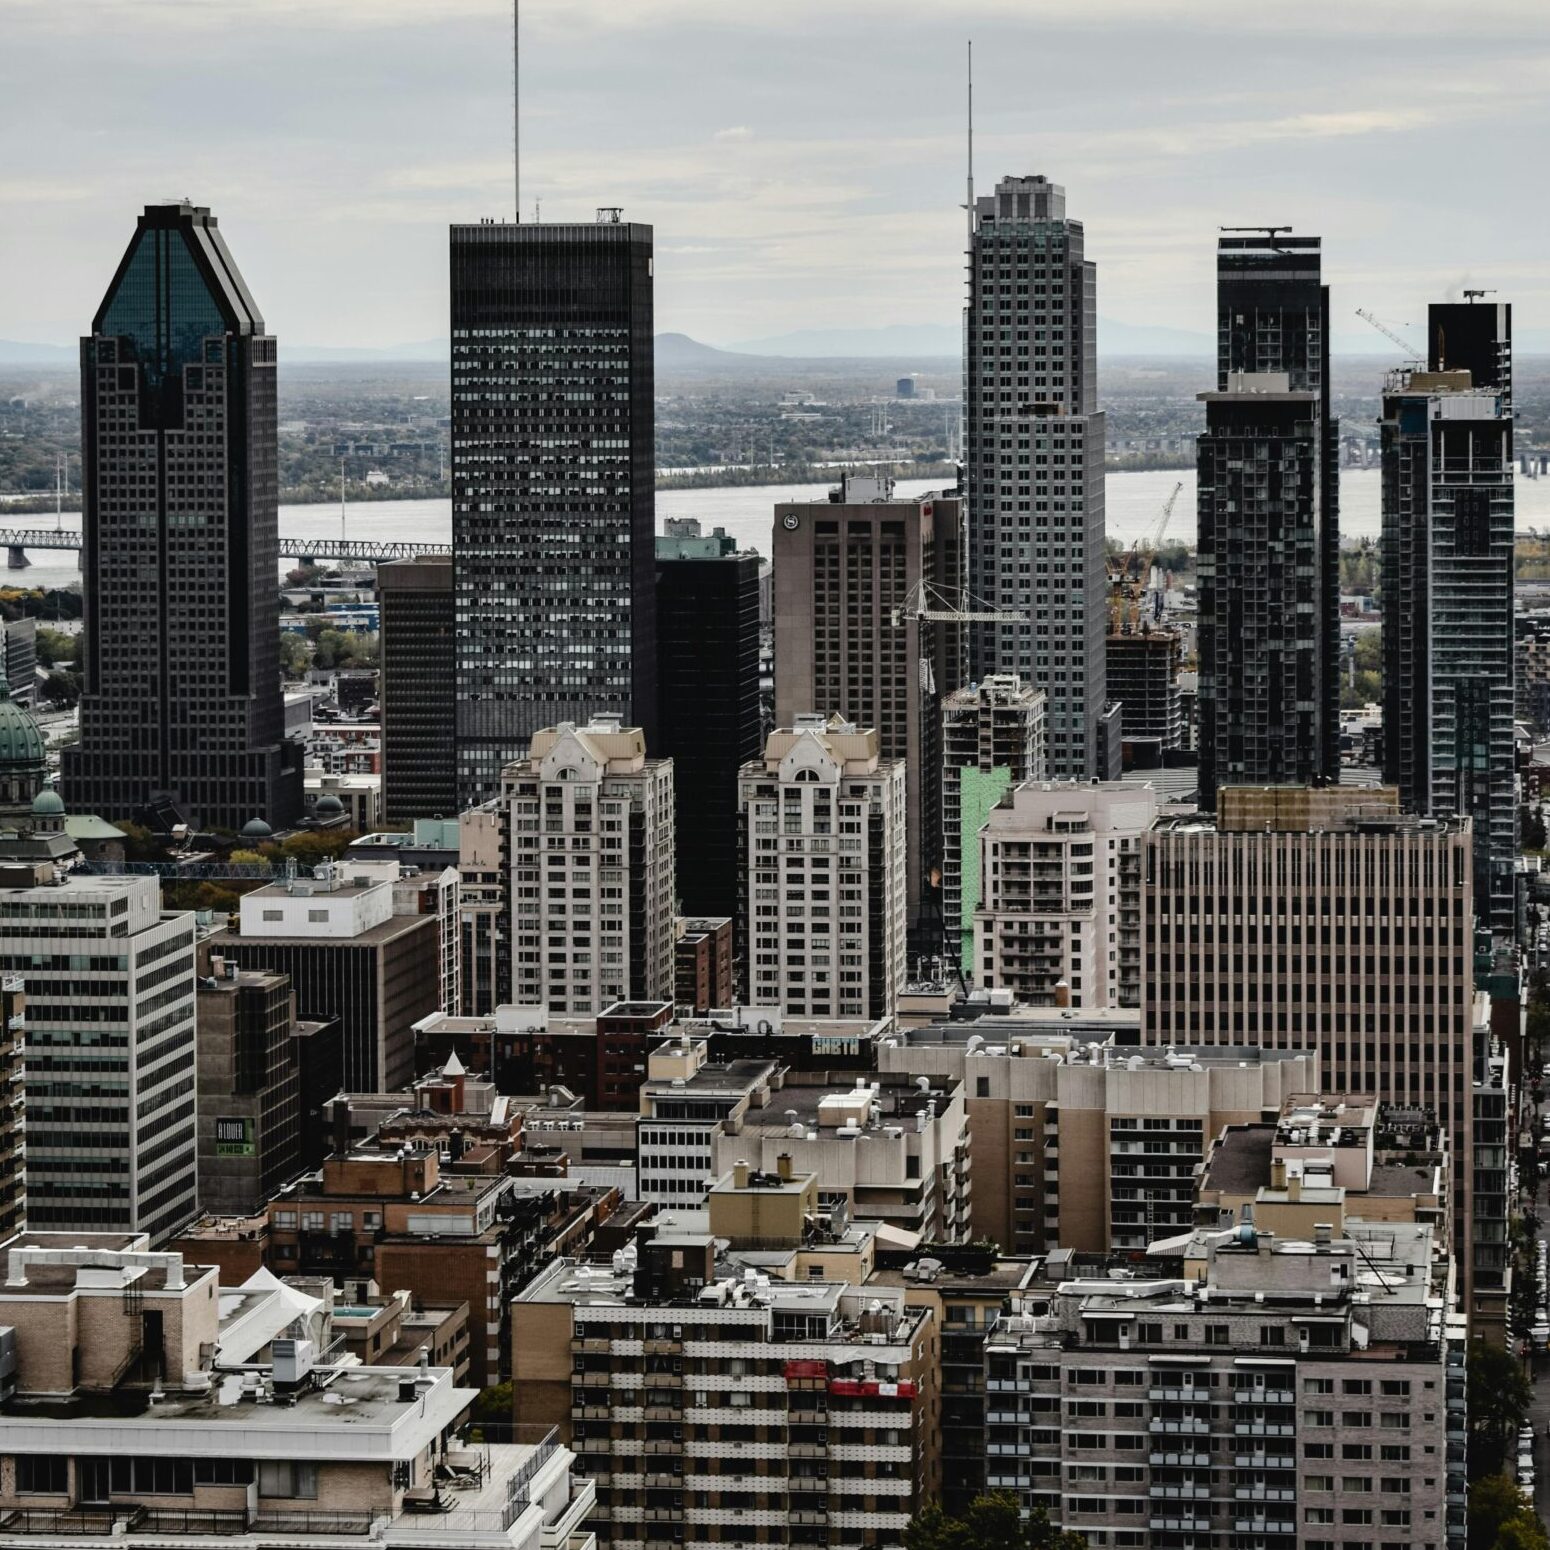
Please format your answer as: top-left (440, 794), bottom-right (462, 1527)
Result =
top-left (513, 0), bottom-right (521, 222)
top-left (1463, 288), bottom-right (1495, 303)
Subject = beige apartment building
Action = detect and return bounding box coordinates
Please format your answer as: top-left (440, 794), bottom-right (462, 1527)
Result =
top-left (773, 474), bottom-right (963, 943)
top-left (514, 1193), bottom-right (939, 1550)
top-left (737, 717), bottom-right (907, 1019)
top-left (1142, 784), bottom-right (1479, 1307)
top-left (941, 675), bottom-right (1047, 970)
top-left (975, 780), bottom-right (1157, 1008)
top-left (501, 715), bottom-right (676, 1015)
top-left (880, 1019), bottom-right (1315, 1254)
top-left (0, 1232), bottom-right (595, 1550)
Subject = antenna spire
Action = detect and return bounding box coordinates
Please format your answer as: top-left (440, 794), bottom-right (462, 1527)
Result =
top-left (520, 0), bottom-right (527, 221)
top-left (966, 40), bottom-right (974, 256)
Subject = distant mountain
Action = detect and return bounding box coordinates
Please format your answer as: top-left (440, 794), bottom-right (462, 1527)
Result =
top-left (656, 332), bottom-right (751, 367)
top-left (0, 339), bottom-right (75, 366)
top-left (1099, 319), bottom-right (1212, 357)
top-left (728, 324), bottom-right (960, 359)
top-left (285, 339), bottom-right (447, 363)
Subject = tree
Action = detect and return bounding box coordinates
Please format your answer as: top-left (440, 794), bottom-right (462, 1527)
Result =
top-left (39, 670), bottom-right (79, 707)
top-left (905, 1494), bottom-right (1086, 1550)
top-left (278, 632), bottom-right (312, 679)
top-left (35, 625), bottom-right (76, 670)
top-left (1524, 804), bottom-right (1547, 853)
top-left (278, 829), bottom-right (358, 866)
top-left (1469, 1473), bottom-right (1550, 1550)
top-left (1468, 1340), bottom-right (1532, 1479)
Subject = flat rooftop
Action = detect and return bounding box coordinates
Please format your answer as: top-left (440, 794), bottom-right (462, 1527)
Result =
top-left (1200, 1125), bottom-right (1275, 1194)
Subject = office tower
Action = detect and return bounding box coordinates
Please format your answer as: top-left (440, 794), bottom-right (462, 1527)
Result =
top-left (655, 530), bottom-right (762, 922)
top-left (450, 215), bottom-right (656, 805)
top-left (1382, 301), bottom-right (1516, 934)
top-left (975, 780), bottom-right (1154, 1009)
top-left (212, 867), bottom-right (443, 1093)
top-left (1196, 231), bottom-right (1339, 808)
top-left (62, 202), bottom-right (301, 830)
top-left (941, 675), bottom-right (1046, 968)
top-left (738, 717), bottom-right (907, 1019)
top-left (1, 620), bottom-right (35, 707)
top-left (773, 474), bottom-right (963, 944)
top-left (881, 1023), bottom-right (1315, 1256)
top-left (985, 1220), bottom-right (1460, 1550)
top-left (0, 975), bottom-right (21, 1238)
top-left (377, 554), bottom-right (457, 824)
top-left (195, 953), bottom-right (301, 1217)
top-left (964, 175), bottom-right (1106, 778)
top-left (1106, 629), bottom-right (1183, 750)
top-left (500, 715), bottom-right (675, 1015)
top-left (1142, 785), bottom-right (1479, 1308)
top-left (0, 867), bottom-right (197, 1240)
top-left (515, 1202), bottom-right (938, 1546)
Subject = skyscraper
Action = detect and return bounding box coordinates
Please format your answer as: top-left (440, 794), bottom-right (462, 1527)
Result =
top-left (63, 202), bottom-right (301, 829)
top-left (964, 175), bottom-right (1106, 778)
top-left (1382, 300), bottom-right (1515, 934)
top-left (377, 553), bottom-right (457, 823)
top-left (656, 527), bottom-right (762, 924)
top-left (450, 215), bottom-right (656, 806)
top-left (773, 474), bottom-right (962, 944)
top-left (1196, 231), bottom-right (1340, 807)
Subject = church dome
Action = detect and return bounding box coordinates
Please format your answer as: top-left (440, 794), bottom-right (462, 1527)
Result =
top-left (30, 787), bottom-right (65, 817)
top-left (0, 683), bottom-right (46, 773)
top-left (240, 816), bottom-right (274, 840)
top-left (314, 793), bottom-right (345, 819)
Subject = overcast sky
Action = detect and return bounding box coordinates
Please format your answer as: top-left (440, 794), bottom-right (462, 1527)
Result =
top-left (4, 0), bottom-right (1548, 350)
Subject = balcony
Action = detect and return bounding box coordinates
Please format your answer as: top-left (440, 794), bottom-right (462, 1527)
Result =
top-left (1234, 1389), bottom-right (1293, 1405)
top-left (1233, 1487), bottom-right (1295, 1502)
top-left (1232, 1421), bottom-right (1293, 1437)
top-left (1150, 1418), bottom-right (1211, 1435)
top-left (1149, 1387), bottom-right (1212, 1403)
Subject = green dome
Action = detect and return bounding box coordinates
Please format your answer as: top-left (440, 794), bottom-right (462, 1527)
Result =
top-left (240, 816), bottom-right (274, 840)
top-left (0, 684), bottom-right (46, 772)
top-left (30, 788), bottom-right (65, 817)
top-left (314, 793), bottom-right (345, 818)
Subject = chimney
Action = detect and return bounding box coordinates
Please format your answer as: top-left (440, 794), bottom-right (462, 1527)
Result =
top-left (1054, 980), bottom-right (1071, 1009)
top-left (733, 1160), bottom-right (749, 1189)
top-left (1288, 1175), bottom-right (1301, 1203)
top-left (1270, 1158), bottom-right (1287, 1191)
top-left (776, 1153), bottom-right (793, 1182)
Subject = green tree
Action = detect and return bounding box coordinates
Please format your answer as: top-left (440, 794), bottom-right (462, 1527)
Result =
top-left (278, 829), bottom-right (358, 866)
top-left (1524, 805), bottom-right (1547, 853)
top-left (278, 632), bottom-right (312, 679)
top-left (38, 670), bottom-right (78, 707)
top-left (905, 1493), bottom-right (1086, 1550)
top-left (35, 625), bottom-right (77, 669)
top-left (1469, 1340), bottom-right (1532, 1479)
top-left (1469, 1473), bottom-right (1550, 1550)
top-left (115, 822), bottom-right (164, 863)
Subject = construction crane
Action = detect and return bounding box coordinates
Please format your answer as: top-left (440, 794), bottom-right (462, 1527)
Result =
top-left (1109, 479), bottom-right (1182, 633)
top-left (889, 579), bottom-right (1025, 629)
top-left (1355, 308), bottom-right (1422, 359)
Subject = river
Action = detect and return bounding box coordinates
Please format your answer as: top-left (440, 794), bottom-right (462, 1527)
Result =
top-left (10, 466), bottom-right (1550, 593)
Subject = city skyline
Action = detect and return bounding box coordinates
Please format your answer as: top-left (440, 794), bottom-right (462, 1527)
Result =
top-left (3, 0), bottom-right (1548, 354)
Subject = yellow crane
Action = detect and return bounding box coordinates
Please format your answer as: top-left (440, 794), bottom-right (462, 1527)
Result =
top-left (1109, 479), bottom-right (1182, 633)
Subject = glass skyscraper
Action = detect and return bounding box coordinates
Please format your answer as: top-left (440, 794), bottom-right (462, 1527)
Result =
top-left (63, 202), bottom-right (301, 830)
top-left (449, 216), bottom-right (657, 805)
top-left (1196, 231), bottom-right (1340, 807)
top-left (964, 175), bottom-right (1106, 778)
top-left (1382, 301), bottom-right (1516, 934)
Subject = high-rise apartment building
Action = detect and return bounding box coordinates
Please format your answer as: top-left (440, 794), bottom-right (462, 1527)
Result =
top-left (773, 475), bottom-right (963, 943)
top-left (964, 175), bottom-right (1106, 778)
top-left (501, 716), bottom-right (675, 1015)
top-left (0, 867), bottom-right (197, 1241)
top-left (1382, 301), bottom-right (1516, 934)
top-left (1106, 629), bottom-right (1184, 751)
top-left (1142, 785), bottom-right (1479, 1303)
top-left (377, 553), bottom-right (457, 824)
top-left (975, 780), bottom-right (1155, 1010)
top-left (656, 532), bottom-right (762, 923)
top-left (941, 675), bottom-right (1046, 968)
top-left (738, 717), bottom-right (907, 1019)
top-left (1196, 232), bottom-right (1339, 808)
top-left (450, 216), bottom-right (656, 804)
top-left (0, 976), bottom-right (22, 1239)
top-left (63, 202), bottom-right (301, 830)
top-left (984, 1220), bottom-right (1461, 1550)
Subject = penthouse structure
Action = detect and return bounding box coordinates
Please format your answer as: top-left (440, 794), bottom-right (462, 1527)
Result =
top-left (738, 718), bottom-right (907, 1019)
top-left (500, 716), bottom-right (675, 1015)
top-left (881, 1020), bottom-right (1317, 1255)
top-left (974, 780), bottom-right (1155, 1009)
top-left (983, 1222), bottom-right (1462, 1550)
top-left (941, 675), bottom-right (1047, 970)
top-left (1143, 784), bottom-right (1478, 1304)
top-left (514, 1208), bottom-right (938, 1549)
top-left (0, 1233), bottom-right (595, 1550)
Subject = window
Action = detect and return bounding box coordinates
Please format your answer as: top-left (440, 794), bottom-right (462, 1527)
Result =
top-left (1305, 1377), bottom-right (1334, 1395)
top-left (259, 1461), bottom-right (319, 1499)
top-left (17, 1456), bottom-right (67, 1494)
top-left (110, 1458), bottom-right (194, 1495)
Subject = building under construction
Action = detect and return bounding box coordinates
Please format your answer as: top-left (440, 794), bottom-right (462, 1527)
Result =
top-left (1107, 629), bottom-right (1184, 753)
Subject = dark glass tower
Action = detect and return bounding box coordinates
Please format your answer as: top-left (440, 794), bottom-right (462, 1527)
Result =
top-left (450, 216), bottom-right (656, 805)
top-left (655, 537), bottom-right (762, 924)
top-left (63, 203), bottom-right (301, 829)
top-left (1382, 301), bottom-right (1516, 934)
top-left (1196, 231), bottom-right (1339, 807)
top-left (378, 554), bottom-right (457, 823)
top-left (964, 175), bottom-right (1106, 777)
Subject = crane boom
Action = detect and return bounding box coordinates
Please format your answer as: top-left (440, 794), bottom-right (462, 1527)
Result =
top-left (889, 579), bottom-right (1026, 629)
top-left (1355, 308), bottom-right (1420, 357)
